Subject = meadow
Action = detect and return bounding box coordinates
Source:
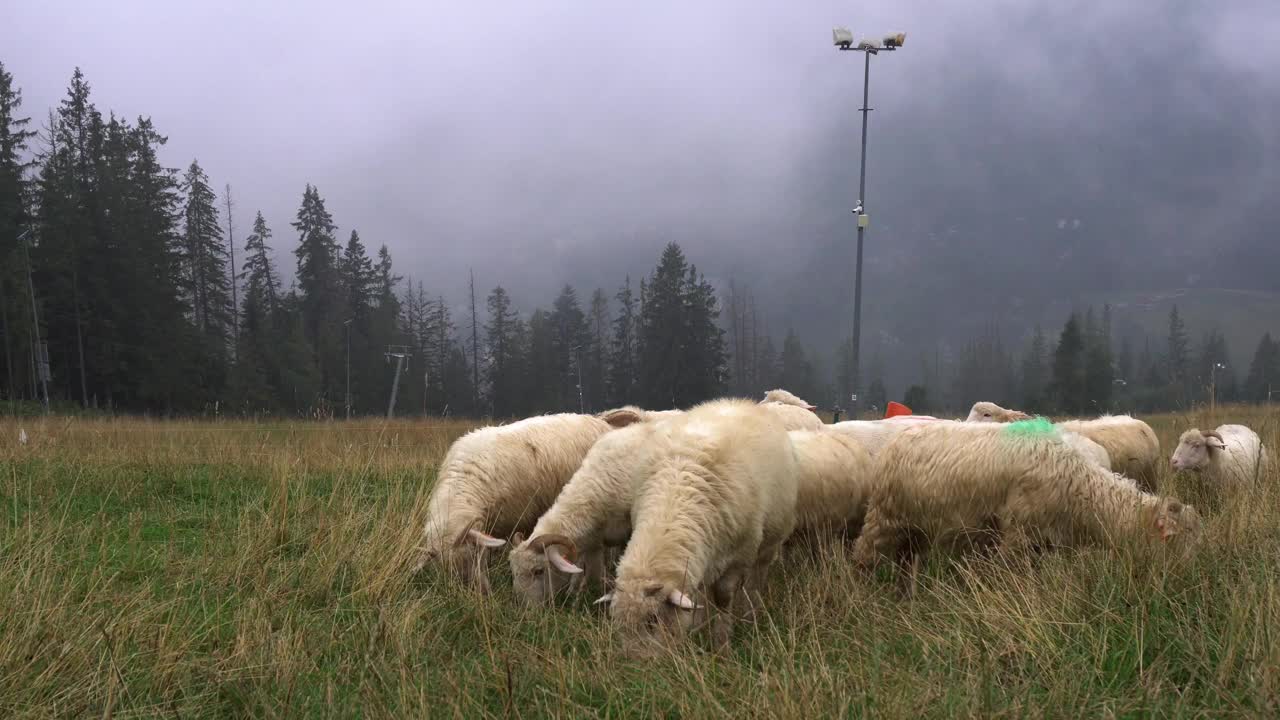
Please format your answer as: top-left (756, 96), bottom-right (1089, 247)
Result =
top-left (1, 407), bottom-right (1279, 718)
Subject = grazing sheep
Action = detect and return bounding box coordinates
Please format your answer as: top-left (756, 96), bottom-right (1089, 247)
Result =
top-left (508, 422), bottom-right (663, 605)
top-left (597, 406), bottom-right (685, 428)
top-left (760, 402), bottom-right (825, 431)
top-left (1170, 425), bottom-right (1270, 491)
top-left (828, 416), bottom-right (947, 458)
top-left (413, 413), bottom-right (612, 592)
top-left (788, 429), bottom-right (875, 537)
top-left (966, 402), bottom-right (1158, 490)
top-left (595, 398), bottom-right (799, 656)
top-left (1057, 416), bottom-right (1161, 491)
top-left (761, 388), bottom-right (817, 410)
top-left (965, 401), bottom-right (1030, 423)
top-left (852, 420), bottom-right (1201, 574)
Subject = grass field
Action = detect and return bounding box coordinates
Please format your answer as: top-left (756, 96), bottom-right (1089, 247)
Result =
top-left (2, 408), bottom-right (1279, 718)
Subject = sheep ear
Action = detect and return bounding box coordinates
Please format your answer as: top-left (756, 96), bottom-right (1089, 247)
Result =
top-left (667, 590), bottom-right (699, 610)
top-left (1012, 411), bottom-right (1031, 420)
top-left (510, 532), bottom-right (526, 549)
top-left (805, 404), bottom-right (817, 411)
top-left (593, 593), bottom-right (614, 606)
top-left (547, 545), bottom-right (584, 575)
top-left (1206, 437), bottom-right (1227, 451)
top-left (600, 409), bottom-right (642, 428)
top-left (643, 581), bottom-right (665, 597)
top-left (468, 529), bottom-right (507, 549)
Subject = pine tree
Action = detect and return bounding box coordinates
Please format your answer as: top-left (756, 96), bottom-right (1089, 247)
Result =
top-left (550, 284), bottom-right (588, 411)
top-left (637, 243), bottom-right (688, 408)
top-left (1050, 313), bottom-right (1085, 414)
top-left (585, 288), bottom-right (610, 412)
top-left (607, 276), bottom-right (638, 405)
top-left (340, 230), bottom-right (375, 321)
top-left (231, 211), bottom-right (282, 411)
top-left (780, 329), bottom-right (815, 402)
top-left (1167, 304), bottom-right (1190, 401)
top-left (1020, 325), bottom-right (1048, 411)
top-left (291, 184), bottom-right (341, 402)
top-left (1083, 305), bottom-right (1114, 413)
top-left (484, 285), bottom-right (520, 417)
top-left (0, 61), bottom-right (36, 402)
top-left (681, 263), bottom-right (728, 403)
top-left (1245, 333), bottom-right (1279, 403)
top-left (525, 307), bottom-right (557, 413)
top-left (181, 162), bottom-right (232, 344)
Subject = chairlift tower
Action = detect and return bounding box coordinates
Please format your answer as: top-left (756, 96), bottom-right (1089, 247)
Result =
top-left (385, 345), bottom-right (413, 419)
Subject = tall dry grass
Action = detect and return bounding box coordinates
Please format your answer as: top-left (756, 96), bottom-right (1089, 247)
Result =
top-left (0, 407), bottom-right (1278, 718)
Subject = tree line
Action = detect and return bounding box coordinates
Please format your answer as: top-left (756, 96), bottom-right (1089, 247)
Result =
top-left (3, 65), bottom-right (1278, 418)
top-left (0, 67), bottom-right (746, 417)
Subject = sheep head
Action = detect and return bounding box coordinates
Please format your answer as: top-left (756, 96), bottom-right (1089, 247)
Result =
top-left (596, 578), bottom-right (701, 658)
top-left (412, 519), bottom-right (506, 594)
top-left (509, 532), bottom-right (584, 605)
top-left (1170, 429), bottom-right (1225, 472)
top-left (761, 389), bottom-right (817, 411)
top-left (1149, 498), bottom-right (1202, 548)
top-left (965, 401), bottom-right (1030, 423)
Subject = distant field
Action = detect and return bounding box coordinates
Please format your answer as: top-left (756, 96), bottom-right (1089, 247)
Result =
top-left (2, 409), bottom-right (1279, 718)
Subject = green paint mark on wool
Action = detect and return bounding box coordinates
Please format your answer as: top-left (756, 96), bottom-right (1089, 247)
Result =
top-left (1002, 417), bottom-right (1058, 438)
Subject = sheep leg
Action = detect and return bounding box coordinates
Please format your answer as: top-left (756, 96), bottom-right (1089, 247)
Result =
top-left (709, 568), bottom-right (746, 652)
top-left (852, 505), bottom-right (904, 573)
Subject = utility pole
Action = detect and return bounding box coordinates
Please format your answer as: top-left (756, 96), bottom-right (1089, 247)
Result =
top-left (344, 318), bottom-right (353, 419)
top-left (834, 28), bottom-right (905, 414)
top-left (19, 230), bottom-right (49, 412)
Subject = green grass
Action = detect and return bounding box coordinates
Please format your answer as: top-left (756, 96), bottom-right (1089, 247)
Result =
top-left (1, 410), bottom-right (1279, 718)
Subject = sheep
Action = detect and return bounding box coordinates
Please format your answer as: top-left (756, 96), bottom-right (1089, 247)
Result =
top-left (412, 413), bottom-right (613, 592)
top-left (827, 415), bottom-right (947, 458)
top-left (761, 388), bottom-right (817, 410)
top-left (787, 429), bottom-right (875, 538)
top-left (596, 406), bottom-right (685, 428)
top-left (965, 401), bottom-right (1030, 423)
top-left (1063, 432), bottom-right (1112, 472)
top-left (852, 420), bottom-right (1201, 575)
top-left (760, 401), bottom-right (825, 431)
top-left (594, 398), bottom-right (798, 656)
top-left (508, 421), bottom-right (664, 605)
top-left (1170, 425), bottom-right (1270, 491)
top-left (965, 402), bottom-right (1158, 489)
top-left (1057, 415), bottom-right (1161, 491)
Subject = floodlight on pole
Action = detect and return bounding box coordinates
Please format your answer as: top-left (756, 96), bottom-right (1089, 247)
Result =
top-left (833, 26), bottom-right (905, 415)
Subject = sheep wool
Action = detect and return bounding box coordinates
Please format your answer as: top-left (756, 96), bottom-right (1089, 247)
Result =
top-left (414, 413), bottom-right (613, 592)
top-left (509, 421), bottom-right (663, 605)
top-left (788, 429), bottom-right (875, 537)
top-left (598, 398), bottom-right (799, 656)
top-left (1171, 424), bottom-right (1270, 491)
top-left (853, 422), bottom-right (1200, 571)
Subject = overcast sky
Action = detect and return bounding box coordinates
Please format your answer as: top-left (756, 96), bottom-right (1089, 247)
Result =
top-left (4, 1), bottom-right (1278, 361)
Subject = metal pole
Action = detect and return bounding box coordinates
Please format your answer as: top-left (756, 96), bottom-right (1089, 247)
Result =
top-left (20, 231), bottom-right (49, 412)
top-left (387, 354), bottom-right (405, 419)
top-left (851, 49), bottom-right (872, 414)
top-left (344, 320), bottom-right (351, 419)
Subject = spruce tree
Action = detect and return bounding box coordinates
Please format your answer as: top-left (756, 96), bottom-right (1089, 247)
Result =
top-left (550, 285), bottom-right (588, 411)
top-left (637, 244), bottom-right (688, 408)
top-left (585, 288), bottom-right (609, 412)
top-left (607, 276), bottom-right (638, 405)
top-left (1083, 305), bottom-right (1114, 413)
top-left (485, 285), bottom-right (520, 417)
top-left (780, 329), bottom-right (815, 402)
top-left (1167, 304), bottom-right (1190, 401)
top-left (1050, 313), bottom-right (1085, 414)
top-left (291, 184), bottom-right (341, 402)
top-left (1020, 325), bottom-right (1048, 411)
top-left (181, 161), bottom-right (232, 346)
top-left (0, 61), bottom-right (35, 402)
top-left (1245, 333), bottom-right (1279, 403)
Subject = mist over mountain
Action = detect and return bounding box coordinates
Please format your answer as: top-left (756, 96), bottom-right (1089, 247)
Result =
top-left (3, 0), bottom-right (1278, 406)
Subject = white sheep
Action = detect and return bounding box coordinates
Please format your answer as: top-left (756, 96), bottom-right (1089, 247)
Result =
top-left (1170, 425), bottom-right (1270, 491)
top-left (761, 388), bottom-right (817, 410)
top-left (1057, 415), bottom-right (1161, 491)
top-left (965, 402), bottom-right (1157, 489)
top-left (852, 421), bottom-right (1201, 573)
top-left (596, 405), bottom-right (685, 428)
top-left (508, 421), bottom-right (663, 605)
top-left (788, 429), bottom-right (875, 538)
top-left (412, 413), bottom-right (613, 592)
top-left (595, 398), bottom-right (798, 656)
top-left (827, 415), bottom-right (947, 458)
top-left (760, 401), bottom-right (825, 431)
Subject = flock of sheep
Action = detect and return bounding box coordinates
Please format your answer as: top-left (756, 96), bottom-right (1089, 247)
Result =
top-left (413, 390), bottom-right (1270, 657)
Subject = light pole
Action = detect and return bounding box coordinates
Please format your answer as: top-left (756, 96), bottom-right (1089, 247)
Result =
top-left (833, 28), bottom-right (904, 414)
top-left (1210, 361), bottom-right (1226, 414)
top-left (18, 229), bottom-right (50, 412)
top-left (344, 318), bottom-right (353, 419)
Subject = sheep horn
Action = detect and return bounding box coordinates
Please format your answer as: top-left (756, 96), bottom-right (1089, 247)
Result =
top-left (1203, 431), bottom-right (1227, 450)
top-left (525, 533), bottom-right (579, 562)
top-left (667, 589), bottom-right (699, 610)
top-left (454, 519), bottom-right (506, 549)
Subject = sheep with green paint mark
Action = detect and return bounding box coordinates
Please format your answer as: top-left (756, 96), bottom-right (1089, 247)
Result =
top-left (853, 420), bottom-right (1200, 572)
